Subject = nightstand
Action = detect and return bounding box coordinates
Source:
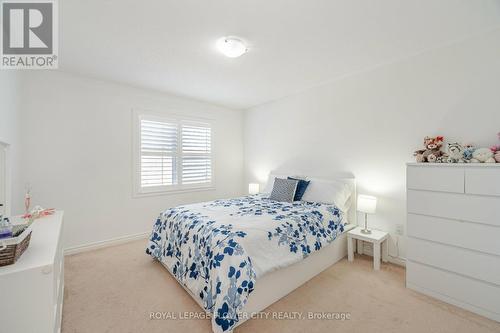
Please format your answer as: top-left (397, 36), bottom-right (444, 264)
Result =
top-left (347, 227), bottom-right (388, 270)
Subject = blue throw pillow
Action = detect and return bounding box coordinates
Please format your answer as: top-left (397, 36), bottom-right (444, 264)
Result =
top-left (288, 177), bottom-right (310, 201)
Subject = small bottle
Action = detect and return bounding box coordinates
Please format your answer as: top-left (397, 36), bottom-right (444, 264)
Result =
top-left (0, 216), bottom-right (13, 239)
top-left (25, 186), bottom-right (31, 215)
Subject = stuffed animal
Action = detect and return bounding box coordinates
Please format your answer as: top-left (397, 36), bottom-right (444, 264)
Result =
top-left (446, 142), bottom-right (465, 163)
top-left (425, 150), bottom-right (444, 163)
top-left (435, 155), bottom-right (447, 163)
top-left (414, 136), bottom-right (444, 163)
top-left (470, 148), bottom-right (496, 163)
top-left (491, 132), bottom-right (500, 163)
top-left (489, 146), bottom-right (500, 163)
top-left (462, 144), bottom-right (476, 163)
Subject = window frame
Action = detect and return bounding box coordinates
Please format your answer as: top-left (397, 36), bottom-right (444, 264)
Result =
top-left (132, 109), bottom-right (215, 197)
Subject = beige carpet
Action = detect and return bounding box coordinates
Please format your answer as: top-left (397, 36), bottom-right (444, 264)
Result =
top-left (62, 239), bottom-right (500, 333)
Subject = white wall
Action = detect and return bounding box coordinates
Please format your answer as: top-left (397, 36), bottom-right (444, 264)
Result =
top-left (0, 71), bottom-right (21, 216)
top-left (18, 71), bottom-right (244, 249)
top-left (244, 29), bottom-right (500, 262)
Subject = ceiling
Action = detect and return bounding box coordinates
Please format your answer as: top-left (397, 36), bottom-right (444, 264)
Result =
top-left (60, 0), bottom-right (500, 109)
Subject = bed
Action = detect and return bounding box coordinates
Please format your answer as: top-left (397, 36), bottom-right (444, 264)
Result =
top-left (146, 174), bottom-right (356, 333)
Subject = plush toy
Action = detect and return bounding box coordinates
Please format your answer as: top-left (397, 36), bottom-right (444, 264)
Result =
top-left (425, 150), bottom-right (444, 163)
top-left (495, 151), bottom-right (500, 163)
top-left (490, 132), bottom-right (500, 163)
top-left (446, 142), bottom-right (465, 163)
top-left (494, 148), bottom-right (500, 163)
top-left (470, 148), bottom-right (496, 163)
top-left (414, 136), bottom-right (444, 163)
top-left (489, 146), bottom-right (500, 162)
top-left (435, 155), bottom-right (447, 163)
top-left (462, 144), bottom-right (476, 163)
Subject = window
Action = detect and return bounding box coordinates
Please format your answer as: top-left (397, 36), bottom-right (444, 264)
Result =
top-left (181, 123), bottom-right (212, 185)
top-left (140, 119), bottom-right (178, 188)
top-left (133, 112), bottom-right (213, 195)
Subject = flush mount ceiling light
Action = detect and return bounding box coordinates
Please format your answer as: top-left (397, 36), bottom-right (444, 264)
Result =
top-left (216, 37), bottom-right (248, 58)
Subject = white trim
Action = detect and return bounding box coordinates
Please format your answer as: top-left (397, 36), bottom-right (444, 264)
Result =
top-left (388, 256), bottom-right (406, 267)
top-left (132, 186), bottom-right (215, 198)
top-left (64, 231), bottom-right (150, 256)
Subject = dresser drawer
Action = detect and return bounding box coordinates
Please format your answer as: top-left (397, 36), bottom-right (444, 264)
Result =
top-left (407, 213), bottom-right (500, 255)
top-left (407, 261), bottom-right (500, 319)
top-left (407, 190), bottom-right (500, 227)
top-left (407, 166), bottom-right (464, 193)
top-left (465, 168), bottom-right (500, 196)
top-left (408, 237), bottom-right (500, 285)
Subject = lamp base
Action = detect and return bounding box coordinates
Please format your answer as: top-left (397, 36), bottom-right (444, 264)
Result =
top-left (361, 213), bottom-right (372, 234)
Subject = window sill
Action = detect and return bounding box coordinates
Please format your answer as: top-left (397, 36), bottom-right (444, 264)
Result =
top-left (133, 186), bottom-right (216, 198)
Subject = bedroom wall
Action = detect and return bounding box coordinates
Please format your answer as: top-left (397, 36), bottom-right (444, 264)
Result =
top-left (17, 71), bottom-right (244, 249)
top-left (243, 29), bottom-right (500, 263)
top-left (0, 71), bottom-right (21, 216)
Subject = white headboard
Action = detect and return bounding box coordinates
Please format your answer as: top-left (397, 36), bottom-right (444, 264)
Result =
top-left (341, 177), bottom-right (357, 227)
top-left (267, 170), bottom-right (357, 226)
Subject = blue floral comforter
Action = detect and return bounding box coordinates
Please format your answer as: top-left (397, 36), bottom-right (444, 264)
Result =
top-left (146, 194), bottom-right (345, 333)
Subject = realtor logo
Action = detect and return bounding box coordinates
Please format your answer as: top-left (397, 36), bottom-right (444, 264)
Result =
top-left (1, 0), bottom-right (58, 69)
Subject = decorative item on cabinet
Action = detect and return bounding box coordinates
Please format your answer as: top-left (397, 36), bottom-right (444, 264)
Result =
top-left (413, 133), bottom-right (500, 163)
top-left (413, 136), bottom-right (444, 163)
top-left (24, 184), bottom-right (31, 215)
top-left (490, 132), bottom-right (500, 163)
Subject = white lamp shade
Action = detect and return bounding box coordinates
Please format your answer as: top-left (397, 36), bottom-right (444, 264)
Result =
top-left (357, 195), bottom-right (377, 214)
top-left (248, 183), bottom-right (260, 195)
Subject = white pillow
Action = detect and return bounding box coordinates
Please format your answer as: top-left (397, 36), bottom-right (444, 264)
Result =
top-left (301, 178), bottom-right (352, 211)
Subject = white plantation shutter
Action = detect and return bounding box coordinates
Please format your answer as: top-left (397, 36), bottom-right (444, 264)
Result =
top-left (136, 114), bottom-right (213, 193)
top-left (140, 119), bottom-right (178, 187)
top-left (181, 123), bottom-right (212, 184)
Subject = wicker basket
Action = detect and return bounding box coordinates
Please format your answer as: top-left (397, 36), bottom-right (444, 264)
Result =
top-left (0, 225), bottom-right (32, 267)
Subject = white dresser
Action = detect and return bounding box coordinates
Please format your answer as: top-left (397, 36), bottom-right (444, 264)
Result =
top-left (0, 211), bottom-right (64, 333)
top-left (406, 164), bottom-right (500, 322)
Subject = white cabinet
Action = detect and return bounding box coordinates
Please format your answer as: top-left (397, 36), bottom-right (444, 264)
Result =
top-left (0, 212), bottom-right (64, 333)
top-left (465, 168), bottom-right (500, 196)
top-left (406, 164), bottom-right (500, 322)
top-left (408, 190), bottom-right (500, 226)
top-left (407, 165), bottom-right (464, 193)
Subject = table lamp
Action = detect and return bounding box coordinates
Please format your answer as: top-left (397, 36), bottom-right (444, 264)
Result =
top-left (357, 194), bottom-right (377, 234)
top-left (248, 183), bottom-right (260, 195)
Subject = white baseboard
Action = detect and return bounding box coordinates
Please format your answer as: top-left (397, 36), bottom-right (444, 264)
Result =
top-left (359, 242), bottom-right (406, 267)
top-left (63, 231), bottom-right (407, 267)
top-left (64, 231), bottom-right (150, 256)
top-left (387, 256), bottom-right (406, 267)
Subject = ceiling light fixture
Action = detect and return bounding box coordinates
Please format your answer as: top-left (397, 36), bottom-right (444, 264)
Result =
top-left (216, 37), bottom-right (248, 58)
